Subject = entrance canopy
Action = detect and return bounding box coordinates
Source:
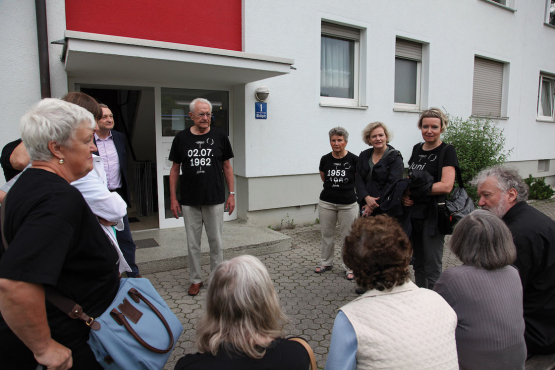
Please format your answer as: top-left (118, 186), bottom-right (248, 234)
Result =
top-left (63, 31), bottom-right (294, 86)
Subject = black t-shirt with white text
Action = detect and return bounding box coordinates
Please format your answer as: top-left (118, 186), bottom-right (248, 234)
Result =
top-left (319, 151), bottom-right (359, 204)
top-left (169, 127), bottom-right (234, 206)
top-left (408, 142), bottom-right (458, 183)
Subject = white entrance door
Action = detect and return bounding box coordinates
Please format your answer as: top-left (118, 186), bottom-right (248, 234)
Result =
top-left (156, 87), bottom-right (236, 229)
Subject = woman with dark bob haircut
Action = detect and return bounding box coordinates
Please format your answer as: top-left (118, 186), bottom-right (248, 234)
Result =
top-left (174, 255), bottom-right (312, 370)
top-left (325, 216), bottom-right (458, 370)
top-left (434, 210), bottom-right (526, 369)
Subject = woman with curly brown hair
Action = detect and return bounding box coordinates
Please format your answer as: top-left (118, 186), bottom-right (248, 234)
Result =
top-left (324, 216), bottom-right (458, 370)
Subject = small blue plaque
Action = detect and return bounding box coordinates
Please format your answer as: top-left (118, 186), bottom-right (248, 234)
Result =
top-left (255, 102), bottom-right (267, 119)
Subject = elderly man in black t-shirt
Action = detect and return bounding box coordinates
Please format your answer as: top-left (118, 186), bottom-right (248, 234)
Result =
top-left (168, 98), bottom-right (235, 296)
top-left (472, 166), bottom-right (555, 356)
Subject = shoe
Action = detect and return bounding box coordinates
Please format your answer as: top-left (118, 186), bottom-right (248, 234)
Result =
top-left (188, 282), bottom-right (203, 296)
top-left (314, 265), bottom-right (333, 274)
top-left (355, 287), bottom-right (366, 295)
top-left (346, 271), bottom-right (354, 280)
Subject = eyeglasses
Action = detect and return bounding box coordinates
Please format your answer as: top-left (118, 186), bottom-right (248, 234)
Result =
top-left (195, 113), bottom-right (212, 118)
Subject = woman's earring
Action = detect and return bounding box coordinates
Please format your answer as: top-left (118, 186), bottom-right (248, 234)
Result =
top-left (59, 159), bottom-right (64, 164)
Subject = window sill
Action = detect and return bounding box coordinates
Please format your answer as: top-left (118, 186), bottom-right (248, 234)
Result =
top-left (471, 115), bottom-right (509, 120)
top-left (536, 118), bottom-right (555, 123)
top-left (319, 103), bottom-right (368, 110)
top-left (544, 22), bottom-right (555, 30)
top-left (393, 107), bottom-right (422, 113)
top-left (478, 0), bottom-right (516, 12)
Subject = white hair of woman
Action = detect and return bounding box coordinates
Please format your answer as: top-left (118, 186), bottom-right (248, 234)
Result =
top-left (20, 98), bottom-right (96, 162)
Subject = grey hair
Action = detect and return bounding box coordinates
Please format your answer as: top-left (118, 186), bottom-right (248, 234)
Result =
top-left (362, 121), bottom-right (392, 146)
top-left (450, 210), bottom-right (516, 270)
top-left (20, 98), bottom-right (96, 162)
top-left (329, 127), bottom-right (349, 142)
top-left (98, 103), bottom-right (109, 109)
top-left (189, 98), bottom-right (212, 113)
top-left (470, 165), bottom-right (529, 202)
top-left (196, 255), bottom-right (288, 359)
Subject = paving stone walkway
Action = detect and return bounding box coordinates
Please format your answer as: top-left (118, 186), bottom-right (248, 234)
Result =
top-left (148, 199), bottom-right (555, 370)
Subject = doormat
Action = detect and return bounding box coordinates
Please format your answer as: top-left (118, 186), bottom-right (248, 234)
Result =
top-left (135, 238), bottom-right (160, 249)
top-left (128, 217), bottom-right (140, 223)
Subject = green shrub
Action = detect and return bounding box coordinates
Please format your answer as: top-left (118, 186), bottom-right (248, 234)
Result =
top-left (442, 115), bottom-right (512, 203)
top-left (525, 175), bottom-right (554, 200)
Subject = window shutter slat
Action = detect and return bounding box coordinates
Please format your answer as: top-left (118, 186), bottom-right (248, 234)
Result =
top-left (472, 57), bottom-right (503, 117)
top-left (322, 22), bottom-right (360, 40)
top-left (395, 38), bottom-right (422, 61)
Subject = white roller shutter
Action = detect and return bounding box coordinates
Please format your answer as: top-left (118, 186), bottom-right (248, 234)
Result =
top-left (472, 57), bottom-right (504, 117)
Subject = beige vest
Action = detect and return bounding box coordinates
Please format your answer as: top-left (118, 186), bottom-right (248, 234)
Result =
top-left (341, 281), bottom-right (458, 370)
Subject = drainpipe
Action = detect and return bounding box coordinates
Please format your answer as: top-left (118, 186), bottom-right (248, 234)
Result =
top-left (35, 0), bottom-right (51, 98)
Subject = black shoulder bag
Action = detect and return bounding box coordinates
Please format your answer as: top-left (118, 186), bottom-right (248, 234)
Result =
top-left (437, 145), bottom-right (474, 235)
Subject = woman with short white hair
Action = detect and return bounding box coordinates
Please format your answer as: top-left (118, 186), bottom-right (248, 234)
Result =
top-left (0, 99), bottom-right (120, 369)
top-left (434, 210), bottom-right (526, 369)
top-left (174, 255), bottom-right (312, 369)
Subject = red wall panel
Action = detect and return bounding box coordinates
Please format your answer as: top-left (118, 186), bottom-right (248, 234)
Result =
top-left (65, 0), bottom-right (242, 51)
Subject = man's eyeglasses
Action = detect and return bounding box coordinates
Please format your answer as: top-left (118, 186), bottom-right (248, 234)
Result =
top-left (195, 113), bottom-right (212, 118)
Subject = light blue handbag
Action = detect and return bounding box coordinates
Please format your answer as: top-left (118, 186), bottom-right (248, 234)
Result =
top-left (87, 278), bottom-right (184, 369)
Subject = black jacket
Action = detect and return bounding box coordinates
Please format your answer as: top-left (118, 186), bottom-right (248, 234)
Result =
top-left (503, 201), bottom-right (555, 355)
top-left (355, 145), bottom-right (404, 210)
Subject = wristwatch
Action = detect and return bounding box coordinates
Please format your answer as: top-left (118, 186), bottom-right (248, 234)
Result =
top-left (229, 192), bottom-right (235, 195)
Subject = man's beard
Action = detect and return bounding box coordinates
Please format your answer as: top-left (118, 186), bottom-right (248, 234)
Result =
top-left (483, 195), bottom-right (509, 218)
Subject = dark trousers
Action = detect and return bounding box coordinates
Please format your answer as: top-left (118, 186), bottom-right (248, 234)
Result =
top-left (117, 214), bottom-right (140, 277)
top-left (411, 218), bottom-right (444, 290)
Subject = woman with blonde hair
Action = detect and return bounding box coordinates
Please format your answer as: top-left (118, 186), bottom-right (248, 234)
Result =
top-left (403, 108), bottom-right (458, 290)
top-left (355, 121), bottom-right (403, 218)
top-left (174, 255), bottom-right (312, 369)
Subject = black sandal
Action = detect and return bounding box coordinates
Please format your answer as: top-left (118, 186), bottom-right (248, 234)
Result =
top-left (314, 265), bottom-right (333, 274)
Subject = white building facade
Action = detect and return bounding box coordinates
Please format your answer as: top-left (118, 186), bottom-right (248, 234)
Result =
top-left (1, 0), bottom-right (554, 228)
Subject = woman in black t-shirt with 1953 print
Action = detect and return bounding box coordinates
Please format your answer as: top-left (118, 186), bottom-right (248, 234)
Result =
top-left (315, 127), bottom-right (359, 280)
top-left (403, 108), bottom-right (458, 290)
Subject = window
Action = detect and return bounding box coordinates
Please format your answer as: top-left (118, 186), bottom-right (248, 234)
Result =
top-left (538, 159), bottom-right (551, 172)
top-left (472, 56), bottom-right (505, 118)
top-left (394, 38), bottom-right (422, 110)
top-left (547, 0), bottom-right (555, 26)
top-left (480, 0), bottom-right (516, 10)
top-left (538, 74), bottom-right (555, 120)
top-left (491, 0), bottom-right (506, 4)
top-left (320, 22), bottom-right (360, 107)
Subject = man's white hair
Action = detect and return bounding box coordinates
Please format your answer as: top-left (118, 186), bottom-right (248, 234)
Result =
top-left (189, 98), bottom-right (212, 113)
top-left (20, 98), bottom-right (96, 162)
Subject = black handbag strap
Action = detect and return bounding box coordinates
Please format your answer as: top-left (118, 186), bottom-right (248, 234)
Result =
top-left (0, 193), bottom-right (99, 329)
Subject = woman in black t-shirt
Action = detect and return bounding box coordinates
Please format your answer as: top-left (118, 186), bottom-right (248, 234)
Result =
top-left (403, 108), bottom-right (458, 290)
top-left (0, 99), bottom-right (119, 370)
top-left (316, 127), bottom-right (359, 280)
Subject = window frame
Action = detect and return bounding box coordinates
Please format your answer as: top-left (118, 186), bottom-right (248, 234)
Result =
top-left (545, 0), bottom-right (555, 27)
top-left (479, 0), bottom-right (516, 12)
top-left (394, 38), bottom-right (423, 112)
top-left (537, 73), bottom-right (555, 121)
top-left (320, 21), bottom-right (361, 108)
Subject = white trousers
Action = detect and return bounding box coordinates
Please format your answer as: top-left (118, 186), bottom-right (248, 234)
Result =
top-left (182, 203), bottom-right (224, 284)
top-left (318, 200), bottom-right (359, 270)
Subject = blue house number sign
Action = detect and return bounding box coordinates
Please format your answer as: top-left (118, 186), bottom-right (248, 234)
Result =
top-left (255, 102), bottom-right (267, 119)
